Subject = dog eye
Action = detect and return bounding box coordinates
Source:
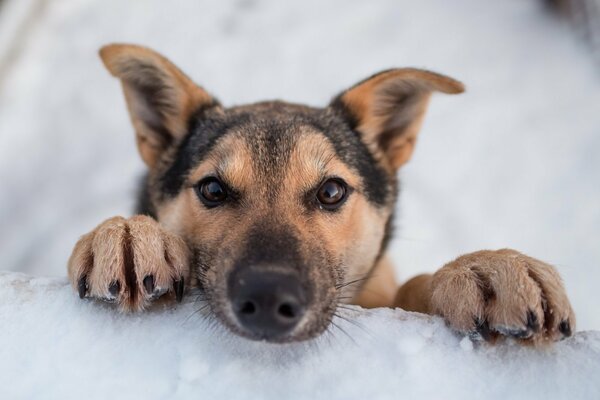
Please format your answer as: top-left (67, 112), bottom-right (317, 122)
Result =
top-left (195, 177), bottom-right (228, 207)
top-left (316, 179), bottom-right (347, 210)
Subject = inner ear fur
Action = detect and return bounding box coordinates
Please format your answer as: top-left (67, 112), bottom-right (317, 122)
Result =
top-left (99, 43), bottom-right (218, 168)
top-left (331, 68), bottom-right (464, 170)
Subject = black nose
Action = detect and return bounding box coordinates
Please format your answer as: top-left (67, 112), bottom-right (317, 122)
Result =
top-left (228, 268), bottom-right (307, 340)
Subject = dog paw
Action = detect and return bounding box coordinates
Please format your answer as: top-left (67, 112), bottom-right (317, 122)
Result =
top-left (430, 249), bottom-right (575, 344)
top-left (67, 215), bottom-right (190, 311)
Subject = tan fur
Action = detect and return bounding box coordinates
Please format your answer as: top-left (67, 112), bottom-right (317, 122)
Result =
top-left (423, 249), bottom-right (575, 342)
top-left (353, 257), bottom-right (398, 308)
top-left (99, 44), bottom-right (215, 167)
top-left (393, 273), bottom-right (432, 314)
top-left (338, 69), bottom-right (464, 170)
top-left (67, 215), bottom-right (190, 311)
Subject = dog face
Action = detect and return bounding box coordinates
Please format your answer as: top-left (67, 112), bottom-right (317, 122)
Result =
top-left (100, 44), bottom-right (463, 342)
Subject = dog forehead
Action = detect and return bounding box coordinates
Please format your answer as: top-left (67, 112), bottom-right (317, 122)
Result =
top-left (159, 101), bottom-right (392, 206)
top-left (190, 118), bottom-right (342, 189)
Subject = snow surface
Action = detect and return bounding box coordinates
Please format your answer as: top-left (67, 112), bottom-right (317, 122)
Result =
top-left (0, 1), bottom-right (600, 397)
top-left (1, 271), bottom-right (599, 400)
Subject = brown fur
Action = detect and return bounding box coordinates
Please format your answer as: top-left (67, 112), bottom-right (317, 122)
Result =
top-left (393, 273), bottom-right (432, 314)
top-left (67, 44), bottom-right (575, 344)
top-left (68, 215), bottom-right (190, 310)
top-left (393, 249), bottom-right (575, 343)
top-left (100, 44), bottom-right (215, 167)
top-left (337, 69), bottom-right (464, 170)
top-left (353, 256), bottom-right (398, 308)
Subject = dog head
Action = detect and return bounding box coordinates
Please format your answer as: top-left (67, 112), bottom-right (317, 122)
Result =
top-left (100, 44), bottom-right (464, 342)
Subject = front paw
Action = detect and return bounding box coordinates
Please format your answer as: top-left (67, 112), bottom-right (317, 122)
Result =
top-left (431, 249), bottom-right (575, 343)
top-left (67, 215), bottom-right (190, 311)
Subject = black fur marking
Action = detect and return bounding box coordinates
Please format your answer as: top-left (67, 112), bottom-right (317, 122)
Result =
top-left (376, 212), bottom-right (395, 263)
top-left (135, 173), bottom-right (156, 217)
top-left (78, 276), bottom-right (88, 299)
top-left (240, 224), bottom-right (304, 268)
top-left (122, 225), bottom-right (137, 305)
top-left (472, 266), bottom-right (496, 303)
top-left (328, 96), bottom-right (360, 130)
top-left (159, 111), bottom-right (251, 197)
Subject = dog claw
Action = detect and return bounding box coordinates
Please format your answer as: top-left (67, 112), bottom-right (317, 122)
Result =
top-left (78, 276), bottom-right (87, 299)
top-left (559, 320), bottom-right (572, 337)
top-left (507, 328), bottom-right (533, 339)
top-left (174, 278), bottom-right (184, 303)
top-left (143, 275), bottom-right (155, 294)
top-left (473, 317), bottom-right (492, 341)
top-left (108, 281), bottom-right (121, 297)
top-left (102, 297), bottom-right (117, 303)
top-left (526, 310), bottom-right (540, 332)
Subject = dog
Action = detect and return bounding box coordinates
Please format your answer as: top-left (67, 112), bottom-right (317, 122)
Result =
top-left (67, 44), bottom-right (575, 344)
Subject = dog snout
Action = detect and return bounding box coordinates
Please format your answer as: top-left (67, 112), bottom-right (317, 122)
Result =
top-left (228, 268), bottom-right (308, 340)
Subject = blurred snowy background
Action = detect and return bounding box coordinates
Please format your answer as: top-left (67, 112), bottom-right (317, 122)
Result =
top-left (0, 0), bottom-right (598, 330)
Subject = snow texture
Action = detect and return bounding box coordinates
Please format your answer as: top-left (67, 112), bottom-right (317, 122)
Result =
top-left (0, 0), bottom-right (600, 397)
top-left (1, 271), bottom-right (599, 400)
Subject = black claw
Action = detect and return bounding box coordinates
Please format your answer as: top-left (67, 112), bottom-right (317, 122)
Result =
top-left (527, 310), bottom-right (540, 332)
top-left (475, 317), bottom-right (493, 341)
top-left (108, 281), bottom-right (121, 297)
top-left (78, 276), bottom-right (87, 299)
top-left (174, 278), bottom-right (184, 303)
top-left (143, 275), bottom-right (155, 294)
top-left (559, 320), bottom-right (572, 337)
top-left (509, 329), bottom-right (533, 339)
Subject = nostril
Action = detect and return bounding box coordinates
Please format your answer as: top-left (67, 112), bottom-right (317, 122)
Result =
top-left (229, 268), bottom-right (309, 339)
top-left (277, 303), bottom-right (297, 319)
top-left (239, 300), bottom-right (257, 315)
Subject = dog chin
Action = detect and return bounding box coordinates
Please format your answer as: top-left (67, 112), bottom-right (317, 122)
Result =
top-left (214, 309), bottom-right (326, 343)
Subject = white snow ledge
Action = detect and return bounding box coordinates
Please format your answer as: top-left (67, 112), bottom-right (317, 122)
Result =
top-left (1, 272), bottom-right (599, 400)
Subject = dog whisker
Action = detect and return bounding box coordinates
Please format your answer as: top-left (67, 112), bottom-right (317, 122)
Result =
top-left (334, 308), bottom-right (372, 335)
top-left (335, 276), bottom-right (369, 289)
top-left (330, 315), bottom-right (357, 345)
top-left (182, 303), bottom-right (211, 325)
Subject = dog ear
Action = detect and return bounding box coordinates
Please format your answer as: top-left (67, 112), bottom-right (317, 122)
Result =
top-left (99, 44), bottom-right (218, 168)
top-left (331, 69), bottom-right (464, 170)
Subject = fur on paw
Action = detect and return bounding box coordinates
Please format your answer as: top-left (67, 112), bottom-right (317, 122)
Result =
top-left (431, 249), bottom-right (575, 344)
top-left (67, 215), bottom-right (190, 311)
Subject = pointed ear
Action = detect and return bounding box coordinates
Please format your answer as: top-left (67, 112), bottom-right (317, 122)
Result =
top-left (331, 69), bottom-right (464, 170)
top-left (99, 44), bottom-right (219, 168)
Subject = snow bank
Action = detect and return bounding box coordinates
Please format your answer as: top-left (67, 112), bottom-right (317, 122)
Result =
top-left (1, 272), bottom-right (598, 400)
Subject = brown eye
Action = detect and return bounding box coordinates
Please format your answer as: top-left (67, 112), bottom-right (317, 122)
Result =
top-left (196, 177), bottom-right (227, 207)
top-left (316, 179), bottom-right (347, 210)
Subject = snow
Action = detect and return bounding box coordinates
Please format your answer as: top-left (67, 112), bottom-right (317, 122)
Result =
top-left (0, 0), bottom-right (600, 397)
top-left (1, 271), bottom-right (599, 400)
